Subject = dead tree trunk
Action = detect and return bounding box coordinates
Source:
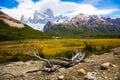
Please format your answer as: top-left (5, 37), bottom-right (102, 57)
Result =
top-left (31, 50), bottom-right (85, 72)
top-left (31, 50), bottom-right (58, 72)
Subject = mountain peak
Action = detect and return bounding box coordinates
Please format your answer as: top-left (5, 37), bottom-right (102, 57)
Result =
top-left (102, 17), bottom-right (120, 26)
top-left (44, 8), bottom-right (54, 19)
top-left (20, 8), bottom-right (70, 31)
top-left (71, 13), bottom-right (111, 26)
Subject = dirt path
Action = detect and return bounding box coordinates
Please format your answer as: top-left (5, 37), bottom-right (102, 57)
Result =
top-left (0, 47), bottom-right (120, 80)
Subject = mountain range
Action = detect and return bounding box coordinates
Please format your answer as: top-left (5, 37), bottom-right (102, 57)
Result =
top-left (20, 8), bottom-right (70, 31)
top-left (0, 11), bottom-right (50, 41)
top-left (43, 13), bottom-right (120, 38)
top-left (102, 17), bottom-right (120, 26)
top-left (20, 8), bottom-right (120, 32)
top-left (0, 8), bottom-right (120, 40)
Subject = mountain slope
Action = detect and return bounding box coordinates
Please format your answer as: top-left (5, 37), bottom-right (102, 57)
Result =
top-left (0, 11), bottom-right (24, 28)
top-left (44, 14), bottom-right (120, 38)
top-left (45, 24), bottom-right (120, 38)
top-left (0, 11), bottom-right (50, 41)
top-left (102, 17), bottom-right (120, 26)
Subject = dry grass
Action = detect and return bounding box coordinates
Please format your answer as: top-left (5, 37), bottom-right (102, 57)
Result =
top-left (0, 39), bottom-right (120, 56)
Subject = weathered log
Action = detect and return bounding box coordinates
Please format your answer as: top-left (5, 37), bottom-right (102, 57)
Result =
top-left (30, 49), bottom-right (85, 72)
top-left (54, 57), bottom-right (71, 62)
top-left (50, 59), bottom-right (71, 67)
top-left (71, 50), bottom-right (85, 64)
top-left (31, 50), bottom-right (59, 72)
top-left (31, 50), bottom-right (52, 68)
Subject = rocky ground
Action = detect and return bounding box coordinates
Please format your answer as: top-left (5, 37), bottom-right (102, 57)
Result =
top-left (0, 47), bottom-right (120, 80)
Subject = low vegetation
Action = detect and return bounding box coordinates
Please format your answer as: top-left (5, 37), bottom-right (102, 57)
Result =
top-left (0, 39), bottom-right (120, 63)
top-left (45, 24), bottom-right (120, 38)
top-left (0, 20), bottom-right (51, 41)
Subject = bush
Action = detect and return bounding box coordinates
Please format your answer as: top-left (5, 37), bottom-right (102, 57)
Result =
top-left (37, 48), bottom-right (45, 58)
top-left (83, 41), bottom-right (97, 52)
top-left (46, 50), bottom-right (74, 59)
top-left (60, 50), bottom-right (73, 59)
top-left (83, 42), bottom-right (115, 57)
top-left (0, 52), bottom-right (37, 63)
top-left (83, 41), bottom-right (98, 57)
top-left (100, 45), bottom-right (113, 53)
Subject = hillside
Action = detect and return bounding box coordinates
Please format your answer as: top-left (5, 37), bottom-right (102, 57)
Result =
top-left (45, 23), bottom-right (120, 38)
top-left (44, 14), bottom-right (120, 38)
top-left (0, 11), bottom-right (50, 41)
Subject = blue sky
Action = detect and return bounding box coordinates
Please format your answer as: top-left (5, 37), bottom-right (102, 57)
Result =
top-left (0, 0), bottom-right (120, 19)
top-left (0, 0), bottom-right (120, 9)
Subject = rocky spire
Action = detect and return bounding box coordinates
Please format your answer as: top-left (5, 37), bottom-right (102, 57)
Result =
top-left (44, 8), bottom-right (54, 19)
top-left (20, 14), bottom-right (25, 23)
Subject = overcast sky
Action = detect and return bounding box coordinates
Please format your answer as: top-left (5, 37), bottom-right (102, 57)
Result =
top-left (0, 0), bottom-right (120, 20)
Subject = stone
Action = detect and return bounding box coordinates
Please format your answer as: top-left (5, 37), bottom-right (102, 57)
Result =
top-left (58, 75), bottom-right (64, 80)
top-left (58, 67), bottom-right (66, 72)
top-left (26, 60), bottom-right (38, 64)
top-left (25, 62), bottom-right (31, 65)
top-left (84, 72), bottom-right (97, 80)
top-left (111, 64), bottom-right (117, 67)
top-left (15, 61), bottom-right (24, 66)
top-left (100, 62), bottom-right (111, 70)
top-left (77, 68), bottom-right (86, 75)
top-left (113, 52), bottom-right (120, 55)
top-left (84, 59), bottom-right (95, 63)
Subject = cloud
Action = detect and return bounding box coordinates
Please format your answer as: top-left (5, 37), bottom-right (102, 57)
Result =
top-left (82, 0), bottom-right (103, 5)
top-left (1, 0), bottom-right (118, 20)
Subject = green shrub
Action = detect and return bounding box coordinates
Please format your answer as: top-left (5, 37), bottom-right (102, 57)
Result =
top-left (10, 55), bottom-right (20, 61)
top-left (54, 50), bottom-right (73, 59)
top-left (38, 48), bottom-right (45, 58)
top-left (100, 45), bottom-right (113, 53)
top-left (83, 41), bottom-right (98, 57)
top-left (83, 41), bottom-right (97, 51)
top-left (0, 52), bottom-right (37, 63)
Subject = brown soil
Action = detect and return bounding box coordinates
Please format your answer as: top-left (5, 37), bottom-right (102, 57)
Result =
top-left (0, 47), bottom-right (120, 80)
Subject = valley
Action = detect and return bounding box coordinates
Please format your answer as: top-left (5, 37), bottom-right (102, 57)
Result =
top-left (0, 39), bottom-right (120, 63)
top-left (0, 0), bottom-right (120, 79)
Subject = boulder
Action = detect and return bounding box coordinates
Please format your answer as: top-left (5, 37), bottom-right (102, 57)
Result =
top-left (84, 72), bottom-right (97, 80)
top-left (58, 67), bottom-right (66, 72)
top-left (15, 61), bottom-right (24, 66)
top-left (58, 75), bottom-right (64, 80)
top-left (25, 62), bottom-right (31, 65)
top-left (100, 62), bottom-right (111, 70)
top-left (84, 59), bottom-right (95, 63)
top-left (77, 68), bottom-right (86, 75)
top-left (111, 64), bottom-right (117, 67)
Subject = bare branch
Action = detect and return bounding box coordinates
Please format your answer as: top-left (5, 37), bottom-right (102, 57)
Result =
top-left (31, 49), bottom-right (52, 68)
top-left (71, 50), bottom-right (85, 64)
top-left (71, 50), bottom-right (80, 61)
top-left (29, 49), bottom-right (85, 72)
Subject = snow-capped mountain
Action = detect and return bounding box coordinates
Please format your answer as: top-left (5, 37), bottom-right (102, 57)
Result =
top-left (20, 8), bottom-right (70, 31)
top-left (70, 13), bottom-right (112, 27)
top-left (43, 13), bottom-right (120, 38)
top-left (54, 15), bottom-right (70, 23)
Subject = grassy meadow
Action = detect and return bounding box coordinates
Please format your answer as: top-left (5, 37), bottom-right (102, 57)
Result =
top-left (0, 38), bottom-right (120, 63)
